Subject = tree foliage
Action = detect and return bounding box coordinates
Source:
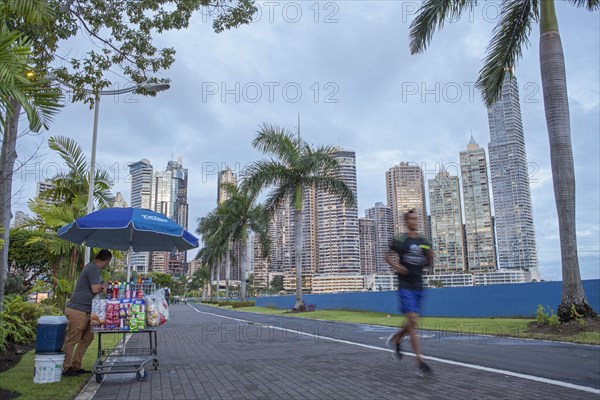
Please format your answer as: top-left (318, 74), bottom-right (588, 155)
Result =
top-left (7, 228), bottom-right (53, 293)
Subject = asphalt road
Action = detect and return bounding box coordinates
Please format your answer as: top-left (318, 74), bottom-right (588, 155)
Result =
top-left (191, 303), bottom-right (600, 390)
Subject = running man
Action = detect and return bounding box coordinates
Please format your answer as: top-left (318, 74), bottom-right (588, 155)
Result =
top-left (385, 209), bottom-right (433, 377)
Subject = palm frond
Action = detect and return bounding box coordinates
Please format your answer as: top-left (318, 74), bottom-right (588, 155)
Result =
top-left (48, 136), bottom-right (89, 176)
top-left (565, 0), bottom-right (600, 10)
top-left (409, 0), bottom-right (474, 55)
top-left (252, 123), bottom-right (300, 165)
top-left (476, 0), bottom-right (539, 106)
top-left (0, 0), bottom-right (53, 24)
top-left (309, 175), bottom-right (357, 208)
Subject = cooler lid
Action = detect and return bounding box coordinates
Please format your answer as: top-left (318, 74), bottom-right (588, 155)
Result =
top-left (38, 315), bottom-right (68, 324)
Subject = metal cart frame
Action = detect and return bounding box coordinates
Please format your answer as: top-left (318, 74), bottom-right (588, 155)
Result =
top-left (93, 329), bottom-right (159, 383)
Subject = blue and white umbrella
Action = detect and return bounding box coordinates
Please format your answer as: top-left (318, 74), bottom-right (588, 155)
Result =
top-left (58, 207), bottom-right (199, 252)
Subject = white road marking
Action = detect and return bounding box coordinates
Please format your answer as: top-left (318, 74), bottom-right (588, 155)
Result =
top-left (190, 304), bottom-right (600, 395)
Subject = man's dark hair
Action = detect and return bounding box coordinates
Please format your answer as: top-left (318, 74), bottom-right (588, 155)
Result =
top-left (404, 208), bottom-right (417, 221)
top-left (94, 249), bottom-right (112, 261)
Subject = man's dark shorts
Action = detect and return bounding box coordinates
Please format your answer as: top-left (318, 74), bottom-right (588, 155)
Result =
top-left (398, 288), bottom-right (424, 314)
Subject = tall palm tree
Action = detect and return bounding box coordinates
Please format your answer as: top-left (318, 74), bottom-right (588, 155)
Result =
top-left (197, 214), bottom-right (232, 300)
top-left (245, 123), bottom-right (356, 309)
top-left (409, 0), bottom-right (598, 321)
top-left (218, 181), bottom-right (271, 301)
top-left (0, 0), bottom-right (62, 310)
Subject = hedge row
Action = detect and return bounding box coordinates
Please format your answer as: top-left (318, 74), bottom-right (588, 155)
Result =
top-left (200, 300), bottom-right (255, 308)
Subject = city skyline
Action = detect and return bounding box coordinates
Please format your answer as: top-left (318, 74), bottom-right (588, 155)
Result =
top-left (9, 2), bottom-right (598, 282)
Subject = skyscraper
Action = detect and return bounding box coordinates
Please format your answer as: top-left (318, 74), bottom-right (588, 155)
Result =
top-left (217, 168), bottom-right (237, 205)
top-left (460, 136), bottom-right (496, 272)
top-left (216, 167), bottom-right (241, 281)
top-left (428, 168), bottom-right (465, 274)
top-left (129, 159), bottom-right (153, 209)
top-left (358, 218), bottom-right (376, 275)
top-left (317, 150), bottom-right (360, 274)
top-left (487, 74), bottom-right (539, 279)
top-left (365, 202), bottom-right (394, 274)
top-left (129, 159), bottom-right (153, 274)
top-left (386, 162), bottom-right (428, 238)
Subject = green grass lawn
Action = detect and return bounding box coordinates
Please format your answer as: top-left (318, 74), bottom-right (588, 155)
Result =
top-left (202, 303), bottom-right (599, 345)
top-left (0, 334), bottom-right (121, 400)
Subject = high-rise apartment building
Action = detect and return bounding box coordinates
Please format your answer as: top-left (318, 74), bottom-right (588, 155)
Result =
top-left (460, 136), bottom-right (497, 272)
top-left (129, 159), bottom-right (153, 274)
top-left (428, 168), bottom-right (465, 274)
top-left (129, 159), bottom-right (153, 209)
top-left (217, 168), bottom-right (237, 205)
top-left (358, 218), bottom-right (376, 275)
top-left (365, 202), bottom-right (394, 274)
top-left (487, 74), bottom-right (539, 279)
top-left (216, 167), bottom-right (241, 281)
top-left (317, 150), bottom-right (360, 274)
top-left (386, 162), bottom-right (429, 238)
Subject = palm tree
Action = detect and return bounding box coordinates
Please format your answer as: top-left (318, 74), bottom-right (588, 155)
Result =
top-left (0, 0), bottom-right (63, 310)
top-left (218, 181), bottom-right (271, 301)
top-left (245, 123), bottom-right (356, 310)
top-left (40, 136), bottom-right (114, 208)
top-left (409, 0), bottom-right (598, 321)
top-left (197, 215), bottom-right (232, 300)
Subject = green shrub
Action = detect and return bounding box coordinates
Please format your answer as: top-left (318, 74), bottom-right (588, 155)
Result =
top-left (217, 301), bottom-right (232, 306)
top-left (0, 296), bottom-right (62, 352)
top-left (231, 301), bottom-right (255, 308)
top-left (536, 304), bottom-right (549, 325)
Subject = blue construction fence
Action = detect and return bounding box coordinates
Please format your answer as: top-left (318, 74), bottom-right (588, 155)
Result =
top-left (255, 279), bottom-right (600, 318)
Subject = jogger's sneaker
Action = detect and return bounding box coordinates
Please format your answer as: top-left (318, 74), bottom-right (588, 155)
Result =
top-left (418, 362), bottom-right (432, 378)
top-left (386, 333), bottom-right (403, 361)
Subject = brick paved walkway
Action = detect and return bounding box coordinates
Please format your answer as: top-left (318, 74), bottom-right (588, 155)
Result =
top-left (84, 304), bottom-right (598, 400)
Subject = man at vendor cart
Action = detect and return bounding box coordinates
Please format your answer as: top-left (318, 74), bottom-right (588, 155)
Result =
top-left (62, 249), bottom-right (112, 376)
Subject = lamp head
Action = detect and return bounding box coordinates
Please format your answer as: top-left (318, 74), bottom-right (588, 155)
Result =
top-left (139, 82), bottom-right (171, 94)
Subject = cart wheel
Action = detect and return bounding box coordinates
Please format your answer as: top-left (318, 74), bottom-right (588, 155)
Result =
top-left (153, 359), bottom-right (159, 370)
top-left (95, 373), bottom-right (104, 383)
top-left (136, 368), bottom-right (147, 381)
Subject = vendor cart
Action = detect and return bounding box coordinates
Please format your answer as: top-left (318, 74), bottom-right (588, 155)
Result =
top-left (93, 328), bottom-right (158, 383)
top-left (91, 282), bottom-right (160, 383)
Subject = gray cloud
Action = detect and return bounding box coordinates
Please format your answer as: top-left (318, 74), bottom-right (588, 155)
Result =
top-left (12, 1), bottom-right (599, 280)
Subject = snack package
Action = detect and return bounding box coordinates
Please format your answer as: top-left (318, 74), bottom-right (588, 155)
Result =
top-left (91, 298), bottom-right (106, 327)
top-left (104, 299), bottom-right (121, 330)
top-left (145, 288), bottom-right (169, 327)
top-left (129, 300), bottom-right (146, 332)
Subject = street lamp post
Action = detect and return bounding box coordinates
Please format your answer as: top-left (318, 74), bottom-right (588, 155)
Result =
top-left (49, 76), bottom-right (170, 262)
top-left (85, 83), bottom-right (170, 263)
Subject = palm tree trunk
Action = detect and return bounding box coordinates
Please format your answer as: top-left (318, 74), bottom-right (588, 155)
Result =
top-left (294, 185), bottom-right (305, 310)
top-left (0, 99), bottom-right (21, 312)
top-left (225, 240), bottom-right (231, 300)
top-left (540, 0), bottom-right (596, 321)
top-left (215, 261), bottom-right (220, 300)
top-left (240, 236), bottom-right (247, 302)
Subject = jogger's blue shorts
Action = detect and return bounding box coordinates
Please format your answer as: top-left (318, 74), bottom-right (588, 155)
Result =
top-left (398, 288), bottom-right (424, 314)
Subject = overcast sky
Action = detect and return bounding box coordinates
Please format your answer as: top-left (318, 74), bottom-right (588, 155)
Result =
top-left (12, 1), bottom-right (599, 281)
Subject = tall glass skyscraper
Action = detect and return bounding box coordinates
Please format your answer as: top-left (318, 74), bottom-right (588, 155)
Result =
top-left (317, 150), bottom-right (360, 274)
top-left (386, 162), bottom-right (429, 238)
top-left (460, 136), bottom-right (497, 273)
top-left (129, 159), bottom-right (153, 274)
top-left (365, 202), bottom-right (394, 274)
top-left (428, 168), bottom-right (465, 274)
top-left (487, 75), bottom-right (539, 279)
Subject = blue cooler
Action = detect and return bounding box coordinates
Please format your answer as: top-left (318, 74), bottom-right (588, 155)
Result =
top-left (36, 316), bottom-right (68, 353)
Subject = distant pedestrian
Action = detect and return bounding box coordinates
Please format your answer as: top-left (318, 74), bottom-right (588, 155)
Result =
top-left (385, 209), bottom-right (434, 377)
top-left (63, 249), bottom-right (112, 376)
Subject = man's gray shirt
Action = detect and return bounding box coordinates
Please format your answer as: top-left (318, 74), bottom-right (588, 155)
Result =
top-left (66, 261), bottom-right (102, 313)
